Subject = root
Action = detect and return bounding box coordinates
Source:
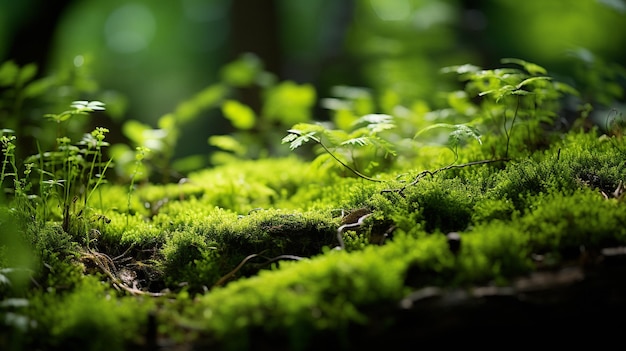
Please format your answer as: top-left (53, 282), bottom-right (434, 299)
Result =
top-left (336, 212), bottom-right (373, 250)
top-left (79, 247), bottom-right (165, 297)
top-left (213, 252), bottom-right (304, 287)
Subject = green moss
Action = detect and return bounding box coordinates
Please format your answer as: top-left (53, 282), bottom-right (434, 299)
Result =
top-left (186, 156), bottom-right (335, 213)
top-left (26, 276), bottom-right (154, 351)
top-left (160, 229), bottom-right (221, 289)
top-left (454, 221), bottom-right (533, 286)
top-left (471, 198), bottom-right (517, 223)
top-left (101, 212), bottom-right (164, 249)
top-left (521, 188), bottom-right (626, 256)
top-left (404, 177), bottom-right (481, 233)
top-left (155, 205), bottom-right (339, 290)
top-left (182, 241), bottom-right (413, 349)
top-left (487, 131), bottom-right (625, 211)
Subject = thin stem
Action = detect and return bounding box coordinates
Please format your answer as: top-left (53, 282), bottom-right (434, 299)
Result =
top-left (316, 139), bottom-right (382, 182)
top-left (505, 95), bottom-right (521, 159)
top-left (86, 158), bottom-right (113, 207)
top-left (384, 158), bottom-right (509, 196)
top-left (36, 141), bottom-right (46, 225)
top-left (85, 147), bottom-right (98, 207)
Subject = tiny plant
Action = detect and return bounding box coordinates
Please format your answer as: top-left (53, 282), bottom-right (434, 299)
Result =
top-left (0, 130), bottom-right (18, 191)
top-left (282, 114), bottom-right (397, 181)
top-left (127, 146), bottom-right (149, 225)
top-left (25, 101), bottom-right (110, 233)
top-left (441, 58), bottom-right (579, 158)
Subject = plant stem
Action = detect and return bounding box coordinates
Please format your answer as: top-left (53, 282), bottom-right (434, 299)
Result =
top-left (505, 95), bottom-right (521, 159)
top-left (385, 158), bottom-right (509, 196)
top-left (316, 139), bottom-right (382, 182)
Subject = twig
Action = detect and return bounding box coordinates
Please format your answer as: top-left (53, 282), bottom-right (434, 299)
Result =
top-left (80, 248), bottom-right (165, 297)
top-left (336, 213), bottom-right (373, 250)
top-left (213, 252), bottom-right (304, 287)
top-left (383, 159), bottom-right (509, 196)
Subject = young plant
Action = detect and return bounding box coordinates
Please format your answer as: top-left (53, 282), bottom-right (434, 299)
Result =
top-left (24, 101), bottom-right (110, 233)
top-left (441, 58), bottom-right (579, 158)
top-left (0, 130), bottom-right (18, 191)
top-left (282, 113), bottom-right (397, 181)
top-left (414, 123), bottom-right (482, 163)
top-left (127, 146), bottom-right (149, 225)
top-left (210, 79), bottom-right (316, 163)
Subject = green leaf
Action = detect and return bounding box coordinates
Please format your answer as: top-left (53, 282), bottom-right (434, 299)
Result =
top-left (220, 53), bottom-right (263, 87)
top-left (16, 63), bottom-right (37, 87)
top-left (479, 85), bottom-right (517, 102)
top-left (353, 114), bottom-right (396, 133)
top-left (448, 124), bottom-right (482, 146)
top-left (320, 98), bottom-right (351, 111)
top-left (0, 129), bottom-right (15, 137)
top-left (354, 113), bottom-right (393, 125)
top-left (263, 81), bottom-right (316, 125)
top-left (501, 58), bottom-right (547, 75)
top-left (71, 100), bottom-right (106, 112)
top-left (0, 61), bottom-right (18, 86)
top-left (510, 90), bottom-right (531, 96)
top-left (440, 64), bottom-right (481, 75)
top-left (516, 76), bottom-right (552, 89)
top-left (221, 100), bottom-right (256, 130)
top-left (208, 135), bottom-right (247, 156)
top-left (367, 135), bottom-right (397, 157)
top-left (415, 123), bottom-right (482, 146)
top-left (173, 84), bottom-right (228, 123)
top-left (415, 122), bottom-right (456, 138)
top-left (282, 130), bottom-right (319, 150)
top-left (554, 82), bottom-right (580, 96)
top-left (340, 137), bottom-right (369, 147)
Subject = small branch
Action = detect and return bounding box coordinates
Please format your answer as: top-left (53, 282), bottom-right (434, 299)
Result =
top-left (213, 252), bottom-right (303, 287)
top-left (80, 248), bottom-right (164, 297)
top-left (336, 213), bottom-right (373, 250)
top-left (383, 158), bottom-right (509, 196)
top-left (213, 253), bottom-right (264, 287)
top-left (259, 254), bottom-right (304, 265)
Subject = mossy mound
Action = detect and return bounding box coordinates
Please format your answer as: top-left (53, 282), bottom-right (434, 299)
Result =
top-left (3, 129), bottom-right (626, 350)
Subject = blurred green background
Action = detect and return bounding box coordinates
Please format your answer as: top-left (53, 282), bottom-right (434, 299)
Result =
top-left (1, 0), bottom-right (625, 164)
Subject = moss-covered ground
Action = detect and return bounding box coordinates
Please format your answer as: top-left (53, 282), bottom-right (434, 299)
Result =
top-left (2, 125), bottom-right (626, 350)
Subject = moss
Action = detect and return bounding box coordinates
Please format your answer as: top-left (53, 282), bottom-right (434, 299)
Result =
top-left (403, 177), bottom-right (481, 233)
top-left (454, 221), bottom-right (534, 286)
top-left (6, 126), bottom-right (626, 349)
top-left (486, 131), bottom-right (625, 212)
top-left (186, 156), bottom-right (336, 213)
top-left (182, 241), bottom-right (413, 349)
top-left (101, 212), bottom-right (164, 250)
top-left (155, 205), bottom-right (339, 290)
top-left (160, 229), bottom-right (221, 289)
top-left (521, 188), bottom-right (626, 256)
top-left (471, 198), bottom-right (517, 223)
top-left (26, 276), bottom-right (154, 351)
